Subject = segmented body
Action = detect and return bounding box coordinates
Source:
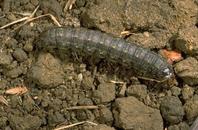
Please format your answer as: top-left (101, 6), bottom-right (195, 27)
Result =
top-left (37, 27), bottom-right (173, 81)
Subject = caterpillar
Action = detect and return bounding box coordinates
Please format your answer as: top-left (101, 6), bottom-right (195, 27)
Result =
top-left (36, 27), bottom-right (174, 81)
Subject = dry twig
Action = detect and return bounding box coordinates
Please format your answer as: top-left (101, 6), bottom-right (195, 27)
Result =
top-left (65, 105), bottom-right (103, 110)
top-left (27, 14), bottom-right (61, 27)
top-left (120, 30), bottom-right (133, 37)
top-left (119, 83), bottom-right (127, 96)
top-left (0, 5), bottom-right (61, 30)
top-left (64, 0), bottom-right (76, 11)
top-left (0, 5), bottom-right (39, 30)
top-left (0, 95), bottom-right (8, 106)
top-left (54, 121), bottom-right (97, 130)
top-left (110, 80), bottom-right (125, 84)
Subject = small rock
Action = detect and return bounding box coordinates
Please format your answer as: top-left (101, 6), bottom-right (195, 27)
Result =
top-left (8, 114), bottom-right (41, 130)
top-left (174, 57), bottom-right (198, 85)
top-left (76, 0), bottom-right (86, 7)
top-left (40, 0), bottom-right (62, 18)
top-left (23, 42), bottom-right (33, 52)
top-left (126, 84), bottom-right (147, 101)
top-left (86, 124), bottom-right (115, 130)
top-left (160, 96), bottom-right (184, 124)
top-left (98, 107), bottom-right (113, 125)
top-left (28, 53), bottom-right (65, 88)
top-left (92, 83), bottom-right (116, 104)
top-left (182, 85), bottom-right (194, 100)
top-left (5, 65), bottom-right (25, 78)
top-left (30, 0), bottom-right (39, 6)
top-left (127, 30), bottom-right (171, 48)
top-left (171, 86), bottom-right (181, 96)
top-left (13, 48), bottom-right (28, 62)
top-left (76, 110), bottom-right (95, 121)
top-left (81, 73), bottom-right (94, 90)
top-left (80, 0), bottom-right (125, 36)
top-left (113, 96), bottom-right (163, 130)
top-left (3, 0), bottom-right (11, 13)
top-left (47, 111), bottom-right (65, 126)
top-left (77, 98), bottom-right (93, 106)
top-left (175, 27), bottom-right (198, 55)
top-left (184, 95), bottom-right (198, 120)
top-left (0, 51), bottom-right (13, 66)
top-left (168, 122), bottom-right (190, 130)
top-left (0, 116), bottom-right (8, 128)
top-left (0, 80), bottom-right (8, 89)
top-left (81, 0), bottom-right (197, 49)
top-left (23, 95), bottom-right (35, 112)
top-left (190, 116), bottom-right (198, 130)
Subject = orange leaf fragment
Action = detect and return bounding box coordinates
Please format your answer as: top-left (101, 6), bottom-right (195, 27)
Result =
top-left (160, 49), bottom-right (183, 64)
top-left (0, 95), bottom-right (8, 106)
top-left (5, 86), bottom-right (28, 95)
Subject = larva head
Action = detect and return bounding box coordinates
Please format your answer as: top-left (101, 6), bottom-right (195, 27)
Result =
top-left (160, 65), bottom-right (174, 80)
top-left (36, 28), bottom-right (57, 49)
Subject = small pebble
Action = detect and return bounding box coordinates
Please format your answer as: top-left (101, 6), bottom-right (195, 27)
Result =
top-left (182, 85), bottom-right (194, 100)
top-left (23, 42), bottom-right (33, 52)
top-left (171, 86), bottom-right (181, 96)
top-left (0, 51), bottom-right (13, 66)
top-left (13, 48), bottom-right (28, 62)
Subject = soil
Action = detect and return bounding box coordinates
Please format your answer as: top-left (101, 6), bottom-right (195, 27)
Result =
top-left (0, 0), bottom-right (198, 130)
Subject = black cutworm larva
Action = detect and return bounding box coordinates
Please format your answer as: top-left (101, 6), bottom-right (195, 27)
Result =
top-left (37, 27), bottom-right (174, 81)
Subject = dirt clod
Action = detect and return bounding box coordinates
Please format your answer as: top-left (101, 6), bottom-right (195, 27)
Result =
top-left (126, 84), bottom-right (147, 101)
top-left (97, 107), bottom-right (113, 125)
top-left (160, 96), bottom-right (184, 124)
top-left (113, 96), bottom-right (163, 130)
top-left (182, 85), bottom-right (194, 100)
top-left (86, 124), bottom-right (115, 130)
top-left (5, 65), bottom-right (26, 78)
top-left (184, 95), bottom-right (198, 121)
top-left (174, 57), bottom-right (198, 85)
top-left (13, 48), bottom-right (28, 62)
top-left (0, 51), bottom-right (13, 66)
top-left (175, 27), bottom-right (198, 55)
top-left (8, 114), bottom-right (41, 130)
top-left (168, 122), bottom-right (190, 130)
top-left (40, 0), bottom-right (62, 18)
top-left (170, 86), bottom-right (181, 96)
top-left (92, 83), bottom-right (116, 104)
top-left (47, 111), bottom-right (65, 127)
top-left (28, 53), bottom-right (65, 88)
top-left (0, 116), bottom-right (8, 128)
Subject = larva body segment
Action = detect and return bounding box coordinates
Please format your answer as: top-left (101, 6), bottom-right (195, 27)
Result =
top-left (37, 27), bottom-right (173, 81)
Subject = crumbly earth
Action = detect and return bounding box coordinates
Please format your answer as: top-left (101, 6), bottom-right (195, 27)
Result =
top-left (0, 0), bottom-right (198, 130)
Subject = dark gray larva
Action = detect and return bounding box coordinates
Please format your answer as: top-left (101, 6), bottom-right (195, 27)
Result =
top-left (37, 27), bottom-right (173, 81)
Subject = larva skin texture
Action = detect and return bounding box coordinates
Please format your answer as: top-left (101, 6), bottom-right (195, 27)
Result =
top-left (37, 27), bottom-right (173, 81)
